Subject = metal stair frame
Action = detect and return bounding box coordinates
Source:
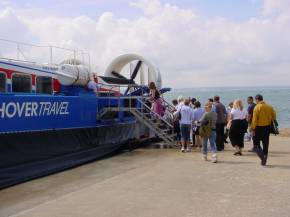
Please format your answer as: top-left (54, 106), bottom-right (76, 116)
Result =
top-left (97, 96), bottom-right (177, 147)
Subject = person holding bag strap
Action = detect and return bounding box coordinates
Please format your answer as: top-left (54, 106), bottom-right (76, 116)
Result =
top-left (199, 102), bottom-right (218, 163)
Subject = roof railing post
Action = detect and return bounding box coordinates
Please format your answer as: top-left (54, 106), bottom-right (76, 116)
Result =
top-left (88, 53), bottom-right (91, 71)
top-left (81, 51), bottom-right (85, 65)
top-left (73, 50), bottom-right (76, 64)
top-left (17, 43), bottom-right (20, 60)
top-left (50, 46), bottom-right (53, 64)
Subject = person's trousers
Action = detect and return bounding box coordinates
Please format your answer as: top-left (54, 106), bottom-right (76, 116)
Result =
top-left (202, 131), bottom-right (217, 155)
top-left (216, 123), bottom-right (225, 151)
top-left (253, 126), bottom-right (270, 159)
top-left (174, 121), bottom-right (181, 141)
top-left (192, 131), bottom-right (196, 146)
top-left (180, 124), bottom-right (191, 143)
top-left (224, 128), bottom-right (229, 142)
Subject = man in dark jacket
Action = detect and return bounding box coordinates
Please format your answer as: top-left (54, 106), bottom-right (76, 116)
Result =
top-left (213, 96), bottom-right (227, 151)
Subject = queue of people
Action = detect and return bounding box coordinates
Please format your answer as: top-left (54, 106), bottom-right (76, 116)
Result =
top-left (147, 82), bottom-right (276, 166)
top-left (170, 94), bottom-right (276, 166)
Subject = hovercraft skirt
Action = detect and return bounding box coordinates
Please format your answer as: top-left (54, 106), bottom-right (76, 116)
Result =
top-left (0, 122), bottom-right (137, 189)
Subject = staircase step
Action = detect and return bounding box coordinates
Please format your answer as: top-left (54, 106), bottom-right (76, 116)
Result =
top-left (130, 106), bottom-right (176, 145)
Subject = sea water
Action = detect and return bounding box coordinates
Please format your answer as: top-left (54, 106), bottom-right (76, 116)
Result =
top-left (164, 86), bottom-right (290, 129)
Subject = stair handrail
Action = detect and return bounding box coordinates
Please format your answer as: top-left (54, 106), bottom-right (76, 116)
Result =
top-left (160, 97), bottom-right (175, 112)
top-left (136, 98), bottom-right (174, 128)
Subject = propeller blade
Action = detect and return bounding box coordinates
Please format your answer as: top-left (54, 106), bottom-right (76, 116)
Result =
top-left (111, 71), bottom-right (128, 80)
top-left (130, 61), bottom-right (142, 81)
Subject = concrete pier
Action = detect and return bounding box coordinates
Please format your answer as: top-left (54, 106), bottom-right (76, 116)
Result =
top-left (1, 136), bottom-right (290, 217)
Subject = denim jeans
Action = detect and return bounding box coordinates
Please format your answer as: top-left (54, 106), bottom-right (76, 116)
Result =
top-left (203, 131), bottom-right (217, 155)
top-left (180, 124), bottom-right (191, 142)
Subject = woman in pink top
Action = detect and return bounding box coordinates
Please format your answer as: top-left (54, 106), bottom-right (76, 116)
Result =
top-left (149, 82), bottom-right (164, 118)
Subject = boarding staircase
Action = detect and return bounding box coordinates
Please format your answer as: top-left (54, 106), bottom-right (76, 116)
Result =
top-left (98, 97), bottom-right (177, 147)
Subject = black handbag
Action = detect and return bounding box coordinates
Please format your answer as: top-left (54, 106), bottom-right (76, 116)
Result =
top-left (270, 120), bottom-right (279, 135)
top-left (242, 119), bottom-right (248, 133)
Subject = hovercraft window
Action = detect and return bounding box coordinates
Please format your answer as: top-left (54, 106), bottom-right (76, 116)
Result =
top-left (12, 74), bottom-right (32, 93)
top-left (0, 72), bottom-right (6, 92)
top-left (36, 76), bottom-right (52, 94)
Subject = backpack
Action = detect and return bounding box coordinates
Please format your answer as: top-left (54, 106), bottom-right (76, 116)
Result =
top-left (199, 119), bottom-right (212, 138)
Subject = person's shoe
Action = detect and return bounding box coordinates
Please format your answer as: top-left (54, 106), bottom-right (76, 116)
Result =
top-left (212, 154), bottom-right (218, 163)
top-left (181, 147), bottom-right (185, 152)
top-left (202, 155), bottom-right (207, 161)
top-left (233, 151), bottom-right (242, 156)
top-left (224, 140), bottom-right (229, 144)
top-left (186, 147), bottom-right (190, 152)
top-left (261, 155), bottom-right (267, 166)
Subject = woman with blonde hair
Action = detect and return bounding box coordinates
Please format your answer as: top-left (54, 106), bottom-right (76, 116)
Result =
top-left (229, 99), bottom-right (248, 155)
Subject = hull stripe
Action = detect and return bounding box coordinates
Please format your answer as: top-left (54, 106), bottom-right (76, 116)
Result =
top-left (0, 60), bottom-right (57, 75)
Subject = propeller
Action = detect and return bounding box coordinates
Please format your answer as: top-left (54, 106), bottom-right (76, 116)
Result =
top-left (124, 60), bottom-right (142, 95)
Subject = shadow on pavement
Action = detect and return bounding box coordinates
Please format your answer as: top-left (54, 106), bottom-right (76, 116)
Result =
top-left (218, 160), bottom-right (253, 165)
top-left (266, 165), bottom-right (290, 170)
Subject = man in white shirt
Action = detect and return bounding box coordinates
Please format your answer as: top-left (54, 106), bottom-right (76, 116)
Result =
top-left (174, 99), bottom-right (195, 152)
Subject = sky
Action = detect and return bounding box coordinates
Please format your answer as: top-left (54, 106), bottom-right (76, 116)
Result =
top-left (0, 0), bottom-right (290, 88)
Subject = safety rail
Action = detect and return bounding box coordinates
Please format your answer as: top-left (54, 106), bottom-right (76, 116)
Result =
top-left (96, 83), bottom-right (176, 146)
top-left (136, 98), bottom-right (173, 128)
top-left (97, 82), bottom-right (174, 113)
top-left (161, 97), bottom-right (176, 112)
top-left (97, 82), bottom-right (148, 109)
top-left (0, 38), bottom-right (91, 68)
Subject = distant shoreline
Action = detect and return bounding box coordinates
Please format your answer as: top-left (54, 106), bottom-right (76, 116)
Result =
top-left (165, 87), bottom-right (290, 129)
top-left (171, 86), bottom-right (290, 91)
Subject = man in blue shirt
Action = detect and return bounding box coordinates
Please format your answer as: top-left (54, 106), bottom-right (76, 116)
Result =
top-left (174, 99), bottom-right (195, 152)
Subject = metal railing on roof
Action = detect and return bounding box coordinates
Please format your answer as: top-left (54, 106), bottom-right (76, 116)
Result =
top-left (0, 38), bottom-right (91, 69)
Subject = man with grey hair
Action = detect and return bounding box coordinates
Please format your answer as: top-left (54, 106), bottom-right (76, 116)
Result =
top-left (213, 96), bottom-right (227, 151)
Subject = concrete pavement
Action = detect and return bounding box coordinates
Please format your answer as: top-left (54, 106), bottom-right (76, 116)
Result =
top-left (1, 136), bottom-right (290, 217)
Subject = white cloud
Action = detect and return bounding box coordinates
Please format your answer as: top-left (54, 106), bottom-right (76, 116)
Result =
top-left (0, 0), bottom-right (290, 88)
top-left (130, 0), bottom-right (162, 16)
top-left (0, 0), bottom-right (11, 6)
top-left (262, 0), bottom-right (290, 15)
